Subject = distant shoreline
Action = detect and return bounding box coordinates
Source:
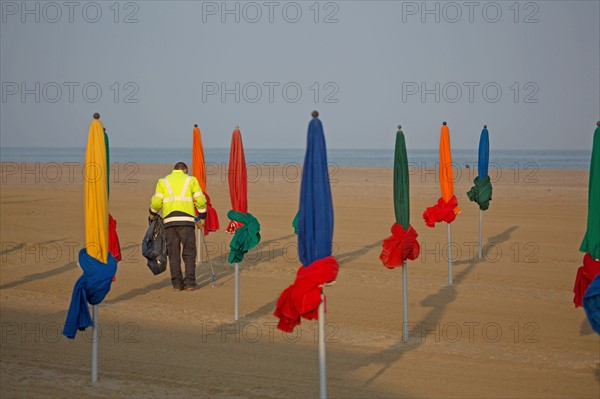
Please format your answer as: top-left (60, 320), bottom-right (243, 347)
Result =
top-left (0, 162), bottom-right (588, 189)
top-left (0, 148), bottom-right (591, 170)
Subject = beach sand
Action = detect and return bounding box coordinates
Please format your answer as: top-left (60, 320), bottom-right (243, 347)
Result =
top-left (1, 163), bottom-right (598, 398)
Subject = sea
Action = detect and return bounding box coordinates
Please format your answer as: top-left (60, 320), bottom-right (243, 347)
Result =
top-left (0, 147), bottom-right (591, 170)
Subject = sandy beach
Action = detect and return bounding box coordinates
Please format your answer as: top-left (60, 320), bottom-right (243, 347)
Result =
top-left (1, 163), bottom-right (598, 398)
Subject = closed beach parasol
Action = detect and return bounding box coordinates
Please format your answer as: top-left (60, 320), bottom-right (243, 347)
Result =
top-left (63, 113), bottom-right (117, 383)
top-left (192, 124), bottom-right (218, 285)
top-left (274, 111), bottom-right (339, 399)
top-left (467, 125), bottom-right (493, 257)
top-left (380, 125), bottom-right (420, 342)
top-left (423, 122), bottom-right (460, 284)
top-left (574, 122), bottom-right (600, 310)
top-left (227, 126), bottom-right (248, 232)
top-left (227, 126), bottom-right (260, 320)
top-left (192, 124), bottom-right (219, 236)
top-left (579, 122), bottom-right (600, 259)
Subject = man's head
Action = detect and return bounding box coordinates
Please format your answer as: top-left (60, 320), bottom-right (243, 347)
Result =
top-left (174, 162), bottom-right (188, 173)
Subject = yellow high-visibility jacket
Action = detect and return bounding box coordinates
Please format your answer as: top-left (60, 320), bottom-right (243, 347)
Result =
top-left (150, 170), bottom-right (207, 227)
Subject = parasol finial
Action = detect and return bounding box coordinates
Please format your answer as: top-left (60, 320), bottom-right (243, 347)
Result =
top-left (596, 121), bottom-right (600, 126)
top-left (194, 124), bottom-right (198, 128)
top-left (235, 125), bottom-right (239, 130)
top-left (312, 110), bottom-right (319, 118)
top-left (398, 125), bottom-right (402, 130)
top-left (443, 121), bottom-right (447, 126)
top-left (93, 113), bottom-right (100, 120)
top-left (484, 125), bottom-right (487, 129)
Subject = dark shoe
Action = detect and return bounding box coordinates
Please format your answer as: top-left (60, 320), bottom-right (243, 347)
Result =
top-left (173, 286), bottom-right (183, 291)
top-left (185, 285), bottom-right (199, 291)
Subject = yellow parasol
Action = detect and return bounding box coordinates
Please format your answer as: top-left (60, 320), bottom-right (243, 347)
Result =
top-left (84, 113), bottom-right (108, 263)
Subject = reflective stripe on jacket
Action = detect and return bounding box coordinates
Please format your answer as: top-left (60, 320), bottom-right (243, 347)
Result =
top-left (150, 170), bottom-right (207, 227)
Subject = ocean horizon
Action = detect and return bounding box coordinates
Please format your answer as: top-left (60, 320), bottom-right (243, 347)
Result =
top-left (0, 147), bottom-right (592, 170)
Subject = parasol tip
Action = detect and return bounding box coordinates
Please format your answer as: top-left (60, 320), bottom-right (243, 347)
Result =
top-left (93, 113), bottom-right (100, 120)
top-left (194, 124), bottom-right (198, 128)
top-left (235, 125), bottom-right (239, 130)
top-left (312, 110), bottom-right (319, 118)
top-left (443, 121), bottom-right (447, 126)
top-left (484, 124), bottom-right (487, 129)
top-left (397, 125), bottom-right (402, 130)
top-left (597, 121), bottom-right (600, 126)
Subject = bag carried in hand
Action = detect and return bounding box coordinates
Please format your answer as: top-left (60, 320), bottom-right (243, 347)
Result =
top-left (142, 215), bottom-right (168, 275)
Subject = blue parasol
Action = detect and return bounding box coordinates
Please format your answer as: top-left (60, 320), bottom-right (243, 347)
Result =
top-left (275, 111), bottom-right (338, 399)
top-left (467, 125), bottom-right (493, 257)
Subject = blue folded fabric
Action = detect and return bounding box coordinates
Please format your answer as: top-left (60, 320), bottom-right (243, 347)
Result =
top-left (63, 249), bottom-right (117, 339)
top-left (583, 274), bottom-right (600, 335)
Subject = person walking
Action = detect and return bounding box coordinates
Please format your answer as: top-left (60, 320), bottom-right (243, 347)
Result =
top-left (149, 162), bottom-right (206, 291)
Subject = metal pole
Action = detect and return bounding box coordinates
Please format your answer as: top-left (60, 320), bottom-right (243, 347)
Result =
top-left (478, 210), bottom-right (483, 258)
top-left (448, 223), bottom-right (453, 285)
top-left (402, 261), bottom-right (408, 342)
top-left (200, 233), bottom-right (217, 287)
top-left (318, 290), bottom-right (327, 399)
top-left (234, 263), bottom-right (239, 320)
top-left (196, 229), bottom-right (201, 265)
top-left (91, 304), bottom-right (98, 383)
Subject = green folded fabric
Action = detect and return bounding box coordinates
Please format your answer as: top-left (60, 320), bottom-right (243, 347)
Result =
top-left (580, 125), bottom-right (600, 260)
top-left (227, 210), bottom-right (261, 263)
top-left (466, 175), bottom-right (493, 211)
top-left (292, 211), bottom-right (299, 235)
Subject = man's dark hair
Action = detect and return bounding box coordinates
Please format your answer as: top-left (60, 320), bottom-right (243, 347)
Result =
top-left (174, 162), bottom-right (188, 171)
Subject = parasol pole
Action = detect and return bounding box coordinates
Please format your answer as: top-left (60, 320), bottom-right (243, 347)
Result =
top-left (234, 263), bottom-right (239, 320)
top-left (448, 223), bottom-right (453, 285)
top-left (200, 232), bottom-right (217, 287)
top-left (90, 112), bottom-right (104, 383)
top-left (479, 210), bottom-right (483, 258)
top-left (196, 230), bottom-right (202, 265)
top-left (318, 289), bottom-right (327, 399)
top-left (91, 304), bottom-right (98, 382)
top-left (402, 261), bottom-right (408, 342)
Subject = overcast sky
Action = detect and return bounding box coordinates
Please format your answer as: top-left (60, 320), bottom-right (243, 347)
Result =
top-left (1, 0), bottom-right (598, 150)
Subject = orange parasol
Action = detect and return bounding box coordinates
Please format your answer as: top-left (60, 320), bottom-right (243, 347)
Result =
top-left (439, 123), bottom-right (460, 215)
top-left (423, 122), bottom-right (460, 285)
top-left (192, 124), bottom-right (219, 235)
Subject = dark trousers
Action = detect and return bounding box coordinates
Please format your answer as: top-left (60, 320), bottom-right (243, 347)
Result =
top-left (165, 225), bottom-right (196, 288)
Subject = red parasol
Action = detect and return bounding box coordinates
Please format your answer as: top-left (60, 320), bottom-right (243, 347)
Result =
top-left (226, 126), bottom-right (248, 233)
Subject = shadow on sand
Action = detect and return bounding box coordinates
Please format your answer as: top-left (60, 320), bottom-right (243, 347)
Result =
top-left (0, 238), bottom-right (75, 290)
top-left (359, 225), bottom-right (519, 386)
top-left (106, 234), bottom-right (297, 304)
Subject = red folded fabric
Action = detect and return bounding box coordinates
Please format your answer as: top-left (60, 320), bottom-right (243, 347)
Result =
top-left (423, 195), bottom-right (459, 227)
top-left (574, 253), bottom-right (600, 307)
top-left (274, 256), bottom-right (339, 333)
top-left (226, 220), bottom-right (243, 234)
top-left (108, 214), bottom-right (121, 262)
top-left (108, 214), bottom-right (121, 282)
top-left (203, 193), bottom-right (220, 236)
top-left (380, 223), bottom-right (420, 268)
